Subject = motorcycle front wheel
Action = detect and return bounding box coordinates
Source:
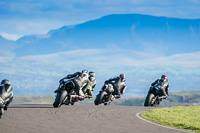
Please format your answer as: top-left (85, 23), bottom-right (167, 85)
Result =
top-left (94, 91), bottom-right (107, 105)
top-left (53, 90), bottom-right (68, 108)
top-left (144, 93), bottom-right (156, 107)
top-left (0, 107), bottom-right (4, 119)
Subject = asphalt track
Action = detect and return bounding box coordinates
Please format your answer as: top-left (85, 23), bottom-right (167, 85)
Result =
top-left (0, 104), bottom-right (191, 133)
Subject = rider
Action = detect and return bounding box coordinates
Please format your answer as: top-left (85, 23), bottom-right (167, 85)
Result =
top-left (151, 75), bottom-right (169, 100)
top-left (0, 79), bottom-right (13, 111)
top-left (104, 74), bottom-right (127, 100)
top-left (61, 69), bottom-right (90, 100)
top-left (83, 71), bottom-right (96, 99)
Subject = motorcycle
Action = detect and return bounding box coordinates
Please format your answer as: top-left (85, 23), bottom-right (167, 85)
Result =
top-left (53, 79), bottom-right (88, 108)
top-left (144, 86), bottom-right (164, 107)
top-left (0, 82), bottom-right (13, 118)
top-left (94, 84), bottom-right (115, 105)
top-left (53, 79), bottom-right (76, 108)
top-left (0, 97), bottom-right (5, 119)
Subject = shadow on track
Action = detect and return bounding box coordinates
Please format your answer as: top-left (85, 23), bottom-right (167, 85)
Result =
top-left (9, 104), bottom-right (53, 109)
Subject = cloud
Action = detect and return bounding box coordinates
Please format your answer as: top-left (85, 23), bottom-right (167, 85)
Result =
top-left (1, 48), bottom-right (200, 96)
top-left (0, 56), bottom-right (12, 63)
top-left (17, 49), bottom-right (200, 69)
top-left (0, 32), bottom-right (22, 41)
top-left (0, 20), bottom-right (66, 40)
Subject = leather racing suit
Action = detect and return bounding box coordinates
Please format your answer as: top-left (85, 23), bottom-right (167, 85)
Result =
top-left (83, 75), bottom-right (96, 98)
top-left (62, 72), bottom-right (89, 100)
top-left (0, 79), bottom-right (13, 116)
top-left (105, 76), bottom-right (127, 99)
top-left (151, 78), bottom-right (169, 99)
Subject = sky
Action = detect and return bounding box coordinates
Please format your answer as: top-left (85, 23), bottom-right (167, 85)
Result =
top-left (0, 0), bottom-right (200, 40)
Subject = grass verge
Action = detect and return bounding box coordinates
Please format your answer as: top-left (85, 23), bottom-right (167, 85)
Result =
top-left (141, 106), bottom-right (200, 133)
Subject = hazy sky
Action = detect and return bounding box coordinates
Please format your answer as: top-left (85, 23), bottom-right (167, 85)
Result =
top-left (0, 0), bottom-right (200, 40)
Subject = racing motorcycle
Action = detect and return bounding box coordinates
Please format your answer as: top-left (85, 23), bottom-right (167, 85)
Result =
top-left (53, 79), bottom-right (88, 108)
top-left (0, 99), bottom-right (4, 119)
top-left (94, 84), bottom-right (115, 105)
top-left (53, 79), bottom-right (77, 108)
top-left (144, 86), bottom-right (164, 107)
top-left (0, 80), bottom-right (13, 118)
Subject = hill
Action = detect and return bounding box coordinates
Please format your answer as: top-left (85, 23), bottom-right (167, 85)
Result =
top-left (11, 91), bottom-right (200, 107)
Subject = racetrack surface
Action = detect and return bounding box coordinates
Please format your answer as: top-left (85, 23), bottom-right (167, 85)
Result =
top-left (0, 104), bottom-right (189, 133)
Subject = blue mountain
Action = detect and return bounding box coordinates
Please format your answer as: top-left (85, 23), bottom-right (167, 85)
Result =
top-left (11, 14), bottom-right (200, 56)
top-left (0, 35), bottom-right (16, 56)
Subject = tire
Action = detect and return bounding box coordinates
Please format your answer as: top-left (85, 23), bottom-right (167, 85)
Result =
top-left (144, 93), bottom-right (155, 107)
top-left (53, 90), bottom-right (68, 108)
top-left (94, 91), bottom-right (107, 105)
top-left (0, 107), bottom-right (4, 119)
top-left (71, 102), bottom-right (74, 105)
top-left (144, 93), bottom-right (150, 106)
top-left (65, 102), bottom-right (69, 105)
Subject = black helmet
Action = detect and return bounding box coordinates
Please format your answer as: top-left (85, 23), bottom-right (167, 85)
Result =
top-left (1, 79), bottom-right (11, 85)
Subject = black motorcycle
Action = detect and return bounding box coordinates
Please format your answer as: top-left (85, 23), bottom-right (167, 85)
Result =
top-left (144, 86), bottom-right (163, 107)
top-left (53, 79), bottom-right (88, 107)
top-left (53, 79), bottom-right (76, 108)
top-left (0, 80), bottom-right (13, 118)
top-left (94, 84), bottom-right (115, 105)
top-left (0, 96), bottom-right (5, 119)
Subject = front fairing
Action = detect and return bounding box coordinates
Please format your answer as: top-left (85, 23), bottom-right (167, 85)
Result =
top-left (149, 86), bottom-right (163, 96)
top-left (102, 84), bottom-right (114, 94)
top-left (54, 83), bottom-right (64, 93)
top-left (55, 79), bottom-right (73, 93)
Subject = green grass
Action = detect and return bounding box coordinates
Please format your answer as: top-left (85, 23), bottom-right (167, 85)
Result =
top-left (141, 106), bottom-right (200, 133)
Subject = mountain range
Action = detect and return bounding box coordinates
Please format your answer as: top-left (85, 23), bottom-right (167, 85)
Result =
top-left (1, 14), bottom-right (200, 57)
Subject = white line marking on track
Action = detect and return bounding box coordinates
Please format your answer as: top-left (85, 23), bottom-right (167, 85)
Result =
top-left (135, 111), bottom-right (193, 133)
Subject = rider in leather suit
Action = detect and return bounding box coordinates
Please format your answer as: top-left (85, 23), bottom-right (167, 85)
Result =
top-left (104, 74), bottom-right (127, 99)
top-left (61, 69), bottom-right (90, 100)
top-left (82, 71), bottom-right (96, 99)
top-left (0, 79), bottom-right (13, 118)
top-left (151, 75), bottom-right (169, 100)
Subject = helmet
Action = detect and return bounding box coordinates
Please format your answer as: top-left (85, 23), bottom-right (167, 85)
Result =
top-left (1, 79), bottom-right (11, 85)
top-left (161, 75), bottom-right (167, 81)
top-left (89, 71), bottom-right (95, 77)
top-left (120, 74), bottom-right (125, 79)
top-left (82, 69), bottom-right (88, 74)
